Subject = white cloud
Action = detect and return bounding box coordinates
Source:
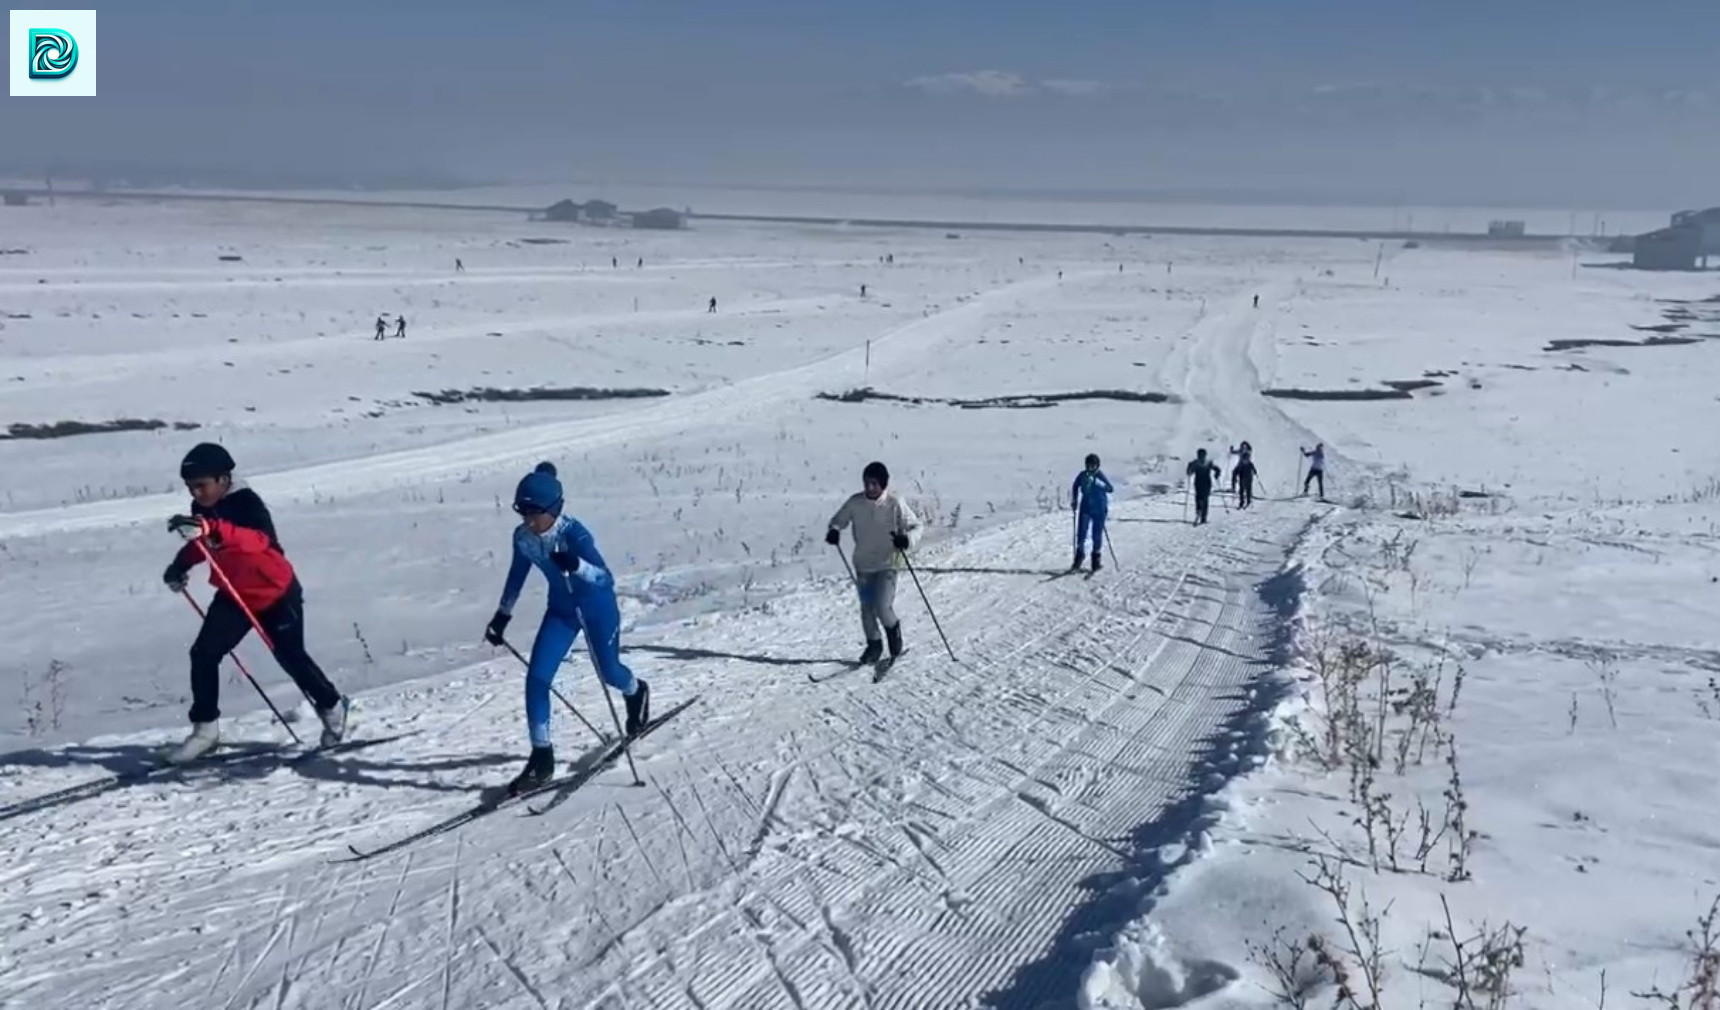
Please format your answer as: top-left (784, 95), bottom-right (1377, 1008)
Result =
top-left (1041, 78), bottom-right (1110, 98)
top-left (905, 70), bottom-right (1033, 98)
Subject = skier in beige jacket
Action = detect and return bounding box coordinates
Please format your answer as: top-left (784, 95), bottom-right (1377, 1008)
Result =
top-left (825, 460), bottom-right (922, 664)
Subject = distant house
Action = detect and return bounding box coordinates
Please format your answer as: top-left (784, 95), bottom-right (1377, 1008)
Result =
top-left (1634, 225), bottom-right (1703, 271)
top-left (583, 199), bottom-right (619, 222)
top-left (2, 191), bottom-right (28, 207)
top-left (631, 207), bottom-right (686, 230)
top-left (543, 199), bottom-right (581, 223)
top-left (1487, 220), bottom-right (1526, 238)
top-left (1671, 207), bottom-right (1720, 266)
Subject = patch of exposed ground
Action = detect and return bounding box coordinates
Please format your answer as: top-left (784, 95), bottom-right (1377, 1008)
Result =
top-left (815, 387), bottom-right (1177, 409)
top-left (412, 386), bottom-right (671, 405)
top-left (0, 419), bottom-right (201, 441)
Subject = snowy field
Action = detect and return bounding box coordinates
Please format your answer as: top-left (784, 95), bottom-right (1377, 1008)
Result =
top-left (0, 198), bottom-right (1716, 1009)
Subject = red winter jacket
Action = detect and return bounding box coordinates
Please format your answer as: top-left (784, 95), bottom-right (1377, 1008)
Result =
top-left (172, 488), bottom-right (297, 613)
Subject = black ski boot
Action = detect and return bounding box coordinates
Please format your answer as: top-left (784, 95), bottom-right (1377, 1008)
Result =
top-left (624, 678), bottom-right (651, 736)
top-left (859, 639), bottom-right (883, 665)
top-left (508, 746), bottom-right (555, 797)
top-left (1091, 551), bottom-right (1102, 573)
top-left (884, 622), bottom-right (904, 658)
top-left (1070, 550), bottom-right (1085, 572)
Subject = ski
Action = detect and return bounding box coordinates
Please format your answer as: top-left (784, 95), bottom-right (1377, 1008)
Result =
top-left (808, 662), bottom-right (867, 684)
top-left (525, 695), bottom-right (701, 815)
top-left (0, 732), bottom-right (410, 825)
top-left (872, 647), bottom-right (908, 683)
top-left (336, 697), bottom-right (700, 862)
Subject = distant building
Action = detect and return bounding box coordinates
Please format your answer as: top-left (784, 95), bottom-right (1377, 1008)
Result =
top-left (583, 200), bottom-right (619, 222)
top-left (1671, 207), bottom-right (1720, 267)
top-left (2, 191), bottom-right (28, 207)
top-left (1487, 220), bottom-right (1526, 238)
top-left (542, 199), bottom-right (581, 222)
top-left (631, 207), bottom-right (685, 230)
top-left (1634, 225), bottom-right (1703, 271)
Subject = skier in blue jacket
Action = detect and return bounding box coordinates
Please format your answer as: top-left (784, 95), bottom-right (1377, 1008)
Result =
top-left (484, 462), bottom-right (650, 795)
top-left (1070, 453), bottom-right (1114, 572)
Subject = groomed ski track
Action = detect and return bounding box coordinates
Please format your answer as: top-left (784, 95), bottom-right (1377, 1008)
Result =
top-left (0, 492), bottom-right (1312, 1009)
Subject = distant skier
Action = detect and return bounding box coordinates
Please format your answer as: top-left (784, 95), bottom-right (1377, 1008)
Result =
top-left (860, 283), bottom-right (867, 298)
top-left (1070, 453), bottom-right (1113, 572)
top-left (455, 258), bottom-right (464, 272)
top-left (161, 443), bottom-right (350, 763)
top-left (373, 315), bottom-right (387, 341)
top-left (1301, 444), bottom-right (1326, 499)
top-left (637, 257), bottom-right (643, 269)
top-left (1229, 441), bottom-right (1253, 494)
top-left (708, 296), bottom-right (717, 313)
top-left (826, 461), bottom-right (922, 665)
top-left (612, 256), bottom-right (618, 269)
top-left (394, 315), bottom-right (406, 339)
top-left (1253, 294), bottom-right (1259, 308)
top-left (484, 462), bottom-right (651, 796)
top-left (1186, 449), bottom-right (1222, 525)
top-left (1234, 452), bottom-right (1259, 509)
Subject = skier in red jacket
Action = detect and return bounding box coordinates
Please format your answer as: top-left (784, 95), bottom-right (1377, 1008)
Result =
top-left (161, 443), bottom-right (350, 763)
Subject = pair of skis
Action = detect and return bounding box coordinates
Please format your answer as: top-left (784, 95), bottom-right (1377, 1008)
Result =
top-left (336, 695), bottom-right (700, 863)
top-left (806, 648), bottom-right (907, 685)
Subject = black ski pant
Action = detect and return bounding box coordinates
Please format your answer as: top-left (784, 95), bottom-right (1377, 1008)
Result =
top-left (1194, 488), bottom-right (1212, 524)
top-left (188, 583), bottom-right (341, 724)
top-left (1237, 473), bottom-right (1255, 508)
top-left (1303, 468), bottom-right (1324, 498)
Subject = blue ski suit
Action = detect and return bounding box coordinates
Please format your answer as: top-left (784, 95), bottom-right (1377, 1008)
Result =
top-left (497, 514), bottom-right (638, 748)
top-left (1071, 469), bottom-right (1114, 554)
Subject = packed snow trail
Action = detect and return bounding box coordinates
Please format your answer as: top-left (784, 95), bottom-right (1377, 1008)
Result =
top-left (0, 493), bottom-right (1311, 1009)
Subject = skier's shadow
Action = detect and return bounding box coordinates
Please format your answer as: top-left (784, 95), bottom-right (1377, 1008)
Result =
top-left (624, 643), bottom-right (849, 668)
top-left (0, 741), bottom-right (278, 778)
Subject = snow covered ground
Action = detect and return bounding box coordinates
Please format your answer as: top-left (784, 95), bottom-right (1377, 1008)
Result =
top-left (0, 197), bottom-right (1715, 1009)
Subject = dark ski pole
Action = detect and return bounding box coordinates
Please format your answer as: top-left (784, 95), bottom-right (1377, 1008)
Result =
top-left (1106, 534), bottom-right (1121, 570)
top-left (831, 541), bottom-right (859, 588)
top-left (499, 640), bottom-right (609, 743)
top-left (179, 588), bottom-right (302, 745)
top-left (896, 548), bottom-right (956, 661)
top-left (575, 611), bottom-right (644, 787)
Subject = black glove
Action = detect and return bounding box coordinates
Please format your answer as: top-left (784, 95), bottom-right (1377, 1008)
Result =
top-left (484, 610), bottom-right (511, 646)
top-left (167, 514), bottom-right (206, 540)
top-left (550, 551), bottom-right (576, 573)
top-left (825, 528), bottom-right (840, 546)
top-left (891, 531), bottom-right (911, 551)
top-left (162, 562), bottom-right (189, 593)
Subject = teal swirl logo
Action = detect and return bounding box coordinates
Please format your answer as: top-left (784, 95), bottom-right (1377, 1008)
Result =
top-left (28, 29), bottom-right (78, 80)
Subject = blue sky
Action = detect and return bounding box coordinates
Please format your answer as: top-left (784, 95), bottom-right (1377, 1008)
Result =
top-left (4, 1), bottom-right (1717, 205)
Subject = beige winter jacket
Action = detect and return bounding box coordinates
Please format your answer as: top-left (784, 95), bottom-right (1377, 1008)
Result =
top-left (828, 491), bottom-right (922, 573)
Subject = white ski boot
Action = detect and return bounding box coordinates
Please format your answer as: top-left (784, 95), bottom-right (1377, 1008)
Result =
top-left (317, 697), bottom-right (352, 748)
top-left (165, 721), bottom-right (221, 765)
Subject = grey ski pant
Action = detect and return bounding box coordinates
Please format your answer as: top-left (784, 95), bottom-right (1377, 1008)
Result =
top-left (856, 569), bottom-right (899, 641)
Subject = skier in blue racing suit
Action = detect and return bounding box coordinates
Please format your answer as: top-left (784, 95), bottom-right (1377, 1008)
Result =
top-left (484, 462), bottom-right (651, 795)
top-left (1071, 452), bottom-right (1114, 572)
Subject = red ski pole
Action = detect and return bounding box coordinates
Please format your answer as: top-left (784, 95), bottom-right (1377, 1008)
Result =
top-left (187, 536), bottom-right (304, 742)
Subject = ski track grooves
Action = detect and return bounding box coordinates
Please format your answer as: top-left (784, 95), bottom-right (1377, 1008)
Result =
top-left (0, 281), bottom-right (1318, 1008)
top-left (0, 269), bottom-right (1077, 540)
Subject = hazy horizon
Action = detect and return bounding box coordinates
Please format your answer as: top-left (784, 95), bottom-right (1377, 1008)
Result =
top-left (2, 1), bottom-right (1716, 209)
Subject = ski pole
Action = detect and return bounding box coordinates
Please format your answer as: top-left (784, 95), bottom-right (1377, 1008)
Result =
top-left (499, 640), bottom-right (609, 744)
top-left (896, 549), bottom-right (956, 661)
top-left (1183, 480), bottom-right (1190, 524)
top-left (830, 541), bottom-right (859, 588)
top-left (179, 586), bottom-right (302, 745)
top-left (1106, 534), bottom-right (1121, 571)
top-left (574, 611), bottom-right (643, 787)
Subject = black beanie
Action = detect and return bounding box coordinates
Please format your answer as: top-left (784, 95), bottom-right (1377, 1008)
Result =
top-left (863, 461), bottom-right (889, 488)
